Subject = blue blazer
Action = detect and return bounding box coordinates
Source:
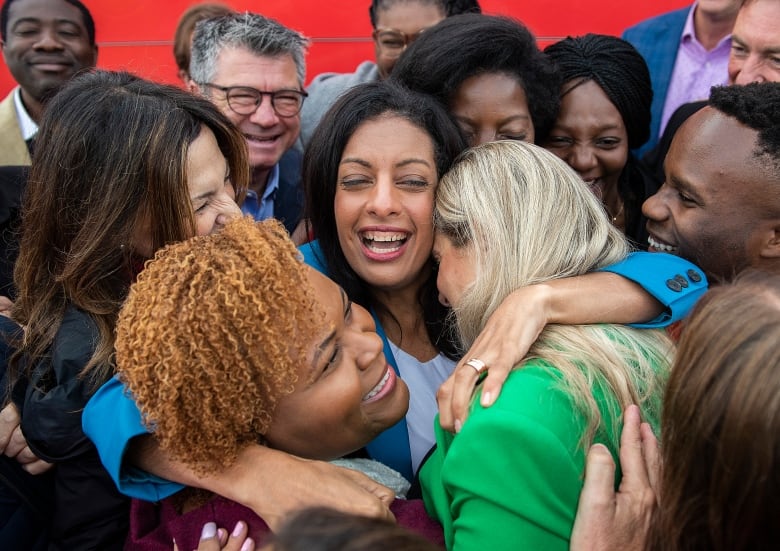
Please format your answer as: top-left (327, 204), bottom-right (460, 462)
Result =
top-left (623, 6), bottom-right (691, 157)
top-left (273, 148), bottom-right (305, 235)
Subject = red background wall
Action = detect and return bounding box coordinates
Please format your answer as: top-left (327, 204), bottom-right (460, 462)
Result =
top-left (0, 0), bottom-right (690, 96)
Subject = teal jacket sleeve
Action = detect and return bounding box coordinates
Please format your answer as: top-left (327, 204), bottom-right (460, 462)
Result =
top-left (82, 376), bottom-right (184, 500)
top-left (598, 251), bottom-right (708, 328)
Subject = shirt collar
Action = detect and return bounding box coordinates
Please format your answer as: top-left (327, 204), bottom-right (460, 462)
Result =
top-left (261, 162), bottom-right (280, 202)
top-left (13, 87), bottom-right (38, 141)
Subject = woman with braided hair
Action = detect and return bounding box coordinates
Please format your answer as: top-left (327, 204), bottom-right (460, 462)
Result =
top-left (542, 34), bottom-right (657, 248)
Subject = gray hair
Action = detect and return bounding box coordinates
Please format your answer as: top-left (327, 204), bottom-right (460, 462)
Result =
top-left (190, 12), bottom-right (308, 86)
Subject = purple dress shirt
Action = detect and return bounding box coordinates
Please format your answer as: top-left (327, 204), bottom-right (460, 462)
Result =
top-left (659, 3), bottom-right (731, 135)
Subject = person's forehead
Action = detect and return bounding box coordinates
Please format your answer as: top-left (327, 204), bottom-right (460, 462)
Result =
top-left (215, 48), bottom-right (295, 71)
top-left (672, 108), bottom-right (765, 194)
top-left (8, 0), bottom-right (85, 26)
top-left (735, 0), bottom-right (780, 42)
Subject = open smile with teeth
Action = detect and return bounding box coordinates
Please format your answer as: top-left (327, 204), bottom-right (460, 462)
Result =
top-left (245, 133), bottom-right (279, 144)
top-left (360, 231), bottom-right (408, 254)
top-left (648, 235), bottom-right (678, 253)
top-left (363, 368), bottom-right (391, 401)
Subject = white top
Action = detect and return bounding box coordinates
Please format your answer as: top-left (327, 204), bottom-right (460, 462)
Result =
top-left (389, 341), bottom-right (456, 474)
top-left (13, 87), bottom-right (38, 141)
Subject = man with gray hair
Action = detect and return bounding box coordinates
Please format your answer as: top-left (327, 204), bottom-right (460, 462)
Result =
top-left (189, 12), bottom-right (307, 240)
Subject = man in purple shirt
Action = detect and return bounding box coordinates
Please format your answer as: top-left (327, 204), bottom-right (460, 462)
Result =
top-left (623, 1), bottom-right (740, 156)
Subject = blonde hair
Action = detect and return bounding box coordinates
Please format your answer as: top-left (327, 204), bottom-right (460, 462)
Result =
top-left (435, 140), bottom-right (672, 443)
top-left (116, 217), bottom-right (324, 474)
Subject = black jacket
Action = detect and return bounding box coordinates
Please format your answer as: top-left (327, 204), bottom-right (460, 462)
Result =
top-left (0, 165), bottom-right (27, 299)
top-left (18, 307), bottom-right (128, 550)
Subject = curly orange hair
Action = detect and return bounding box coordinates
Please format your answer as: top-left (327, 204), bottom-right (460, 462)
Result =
top-left (116, 217), bottom-right (324, 474)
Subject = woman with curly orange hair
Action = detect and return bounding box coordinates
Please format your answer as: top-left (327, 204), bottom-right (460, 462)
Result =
top-left (115, 217), bottom-right (441, 550)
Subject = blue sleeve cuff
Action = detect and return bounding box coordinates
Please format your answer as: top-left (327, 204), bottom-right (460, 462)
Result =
top-left (83, 376), bottom-right (184, 501)
top-left (598, 252), bottom-right (708, 328)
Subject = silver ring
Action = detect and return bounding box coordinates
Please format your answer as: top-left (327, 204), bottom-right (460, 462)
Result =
top-left (465, 358), bottom-right (487, 374)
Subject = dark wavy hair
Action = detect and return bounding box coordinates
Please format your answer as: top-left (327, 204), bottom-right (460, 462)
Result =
top-left (543, 33), bottom-right (653, 149)
top-left (10, 70), bottom-right (248, 387)
top-left (390, 13), bottom-right (561, 141)
top-left (303, 80), bottom-right (466, 359)
top-left (1, 0), bottom-right (96, 44)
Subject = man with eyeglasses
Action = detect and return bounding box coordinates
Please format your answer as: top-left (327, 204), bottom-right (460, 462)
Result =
top-left (189, 13), bottom-right (308, 241)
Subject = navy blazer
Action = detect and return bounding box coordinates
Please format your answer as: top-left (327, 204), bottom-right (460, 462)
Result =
top-left (623, 6), bottom-right (691, 157)
top-left (273, 148), bottom-right (305, 235)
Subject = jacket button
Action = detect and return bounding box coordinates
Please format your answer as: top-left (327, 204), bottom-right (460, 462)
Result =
top-left (666, 278), bottom-right (683, 292)
top-left (687, 269), bottom-right (702, 283)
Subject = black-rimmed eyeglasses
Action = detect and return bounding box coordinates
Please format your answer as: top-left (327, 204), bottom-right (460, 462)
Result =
top-left (197, 83), bottom-right (308, 117)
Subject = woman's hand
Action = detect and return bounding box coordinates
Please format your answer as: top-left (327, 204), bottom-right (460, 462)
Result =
top-left (236, 452), bottom-right (396, 531)
top-left (0, 296), bottom-right (12, 317)
top-left (437, 284), bottom-right (552, 432)
top-left (174, 521), bottom-right (254, 551)
top-left (437, 272), bottom-right (663, 432)
top-left (570, 405), bottom-right (660, 551)
top-left (133, 438), bottom-right (395, 532)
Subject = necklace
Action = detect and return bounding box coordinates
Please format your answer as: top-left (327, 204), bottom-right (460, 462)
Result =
top-left (611, 201), bottom-right (625, 225)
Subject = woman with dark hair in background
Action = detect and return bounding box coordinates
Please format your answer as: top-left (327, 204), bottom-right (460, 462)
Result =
top-left (542, 34), bottom-right (656, 248)
top-left (391, 13), bottom-right (561, 146)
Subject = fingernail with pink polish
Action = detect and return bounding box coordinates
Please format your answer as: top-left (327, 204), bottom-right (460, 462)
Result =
top-left (233, 521), bottom-right (244, 537)
top-left (481, 391), bottom-right (492, 406)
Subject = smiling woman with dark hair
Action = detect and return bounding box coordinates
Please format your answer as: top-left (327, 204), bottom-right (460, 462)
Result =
top-left (542, 34), bottom-right (656, 248)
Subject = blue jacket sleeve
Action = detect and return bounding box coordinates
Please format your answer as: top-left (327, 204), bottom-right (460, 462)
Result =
top-left (598, 252), bottom-right (708, 328)
top-left (83, 375), bottom-right (184, 501)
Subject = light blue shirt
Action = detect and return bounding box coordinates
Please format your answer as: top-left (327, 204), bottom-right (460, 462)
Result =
top-left (240, 163), bottom-right (279, 221)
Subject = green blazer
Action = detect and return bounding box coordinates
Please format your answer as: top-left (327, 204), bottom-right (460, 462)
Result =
top-left (420, 342), bottom-right (665, 550)
top-left (0, 88), bottom-right (32, 167)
